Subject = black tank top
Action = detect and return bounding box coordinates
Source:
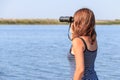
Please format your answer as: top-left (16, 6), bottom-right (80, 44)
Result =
top-left (67, 38), bottom-right (98, 80)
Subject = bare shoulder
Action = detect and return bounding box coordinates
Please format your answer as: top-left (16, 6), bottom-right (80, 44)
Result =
top-left (72, 38), bottom-right (85, 52)
top-left (72, 38), bottom-right (83, 45)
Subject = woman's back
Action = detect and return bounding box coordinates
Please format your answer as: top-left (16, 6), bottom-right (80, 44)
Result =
top-left (68, 37), bottom-right (98, 80)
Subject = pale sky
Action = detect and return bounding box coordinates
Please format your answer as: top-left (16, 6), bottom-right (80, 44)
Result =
top-left (0, 0), bottom-right (120, 20)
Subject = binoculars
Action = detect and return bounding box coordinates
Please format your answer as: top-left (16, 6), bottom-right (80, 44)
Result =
top-left (59, 16), bottom-right (74, 23)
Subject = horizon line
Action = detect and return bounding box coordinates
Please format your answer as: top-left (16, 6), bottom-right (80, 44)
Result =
top-left (0, 18), bottom-right (120, 21)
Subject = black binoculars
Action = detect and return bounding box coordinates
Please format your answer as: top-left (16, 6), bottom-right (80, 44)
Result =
top-left (59, 16), bottom-right (74, 23)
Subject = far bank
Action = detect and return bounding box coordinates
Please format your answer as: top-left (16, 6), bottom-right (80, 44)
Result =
top-left (0, 18), bottom-right (120, 25)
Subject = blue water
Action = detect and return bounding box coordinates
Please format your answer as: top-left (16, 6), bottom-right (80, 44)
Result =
top-left (0, 25), bottom-right (120, 80)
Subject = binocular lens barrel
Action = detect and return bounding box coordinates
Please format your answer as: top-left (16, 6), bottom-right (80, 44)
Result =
top-left (59, 16), bottom-right (74, 22)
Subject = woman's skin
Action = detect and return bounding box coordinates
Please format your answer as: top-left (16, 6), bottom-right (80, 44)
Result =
top-left (71, 37), bottom-right (97, 80)
top-left (70, 24), bottom-right (97, 80)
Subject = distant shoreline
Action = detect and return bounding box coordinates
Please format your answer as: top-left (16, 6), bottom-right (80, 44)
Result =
top-left (0, 18), bottom-right (120, 25)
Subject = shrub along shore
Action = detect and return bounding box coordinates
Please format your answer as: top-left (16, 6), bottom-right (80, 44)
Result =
top-left (0, 18), bottom-right (120, 25)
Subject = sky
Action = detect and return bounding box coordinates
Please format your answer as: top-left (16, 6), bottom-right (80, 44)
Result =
top-left (0, 0), bottom-right (120, 20)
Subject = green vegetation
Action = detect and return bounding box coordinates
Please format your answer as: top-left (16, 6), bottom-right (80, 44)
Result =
top-left (96, 20), bottom-right (120, 25)
top-left (0, 18), bottom-right (120, 25)
top-left (0, 18), bottom-right (67, 25)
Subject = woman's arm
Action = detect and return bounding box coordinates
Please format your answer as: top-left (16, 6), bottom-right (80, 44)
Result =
top-left (72, 38), bottom-right (85, 80)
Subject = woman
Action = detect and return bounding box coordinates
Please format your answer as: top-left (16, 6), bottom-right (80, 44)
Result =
top-left (68, 8), bottom-right (98, 80)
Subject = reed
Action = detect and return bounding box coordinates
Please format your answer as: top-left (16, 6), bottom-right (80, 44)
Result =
top-left (96, 19), bottom-right (120, 25)
top-left (0, 18), bottom-right (120, 25)
top-left (0, 18), bottom-right (66, 25)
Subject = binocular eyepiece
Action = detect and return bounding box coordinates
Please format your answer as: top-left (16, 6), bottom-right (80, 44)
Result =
top-left (59, 16), bottom-right (74, 23)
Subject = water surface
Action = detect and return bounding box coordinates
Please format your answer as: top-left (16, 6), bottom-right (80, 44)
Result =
top-left (0, 25), bottom-right (120, 80)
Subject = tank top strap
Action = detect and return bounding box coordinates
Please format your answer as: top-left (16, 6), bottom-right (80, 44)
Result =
top-left (79, 37), bottom-right (87, 51)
